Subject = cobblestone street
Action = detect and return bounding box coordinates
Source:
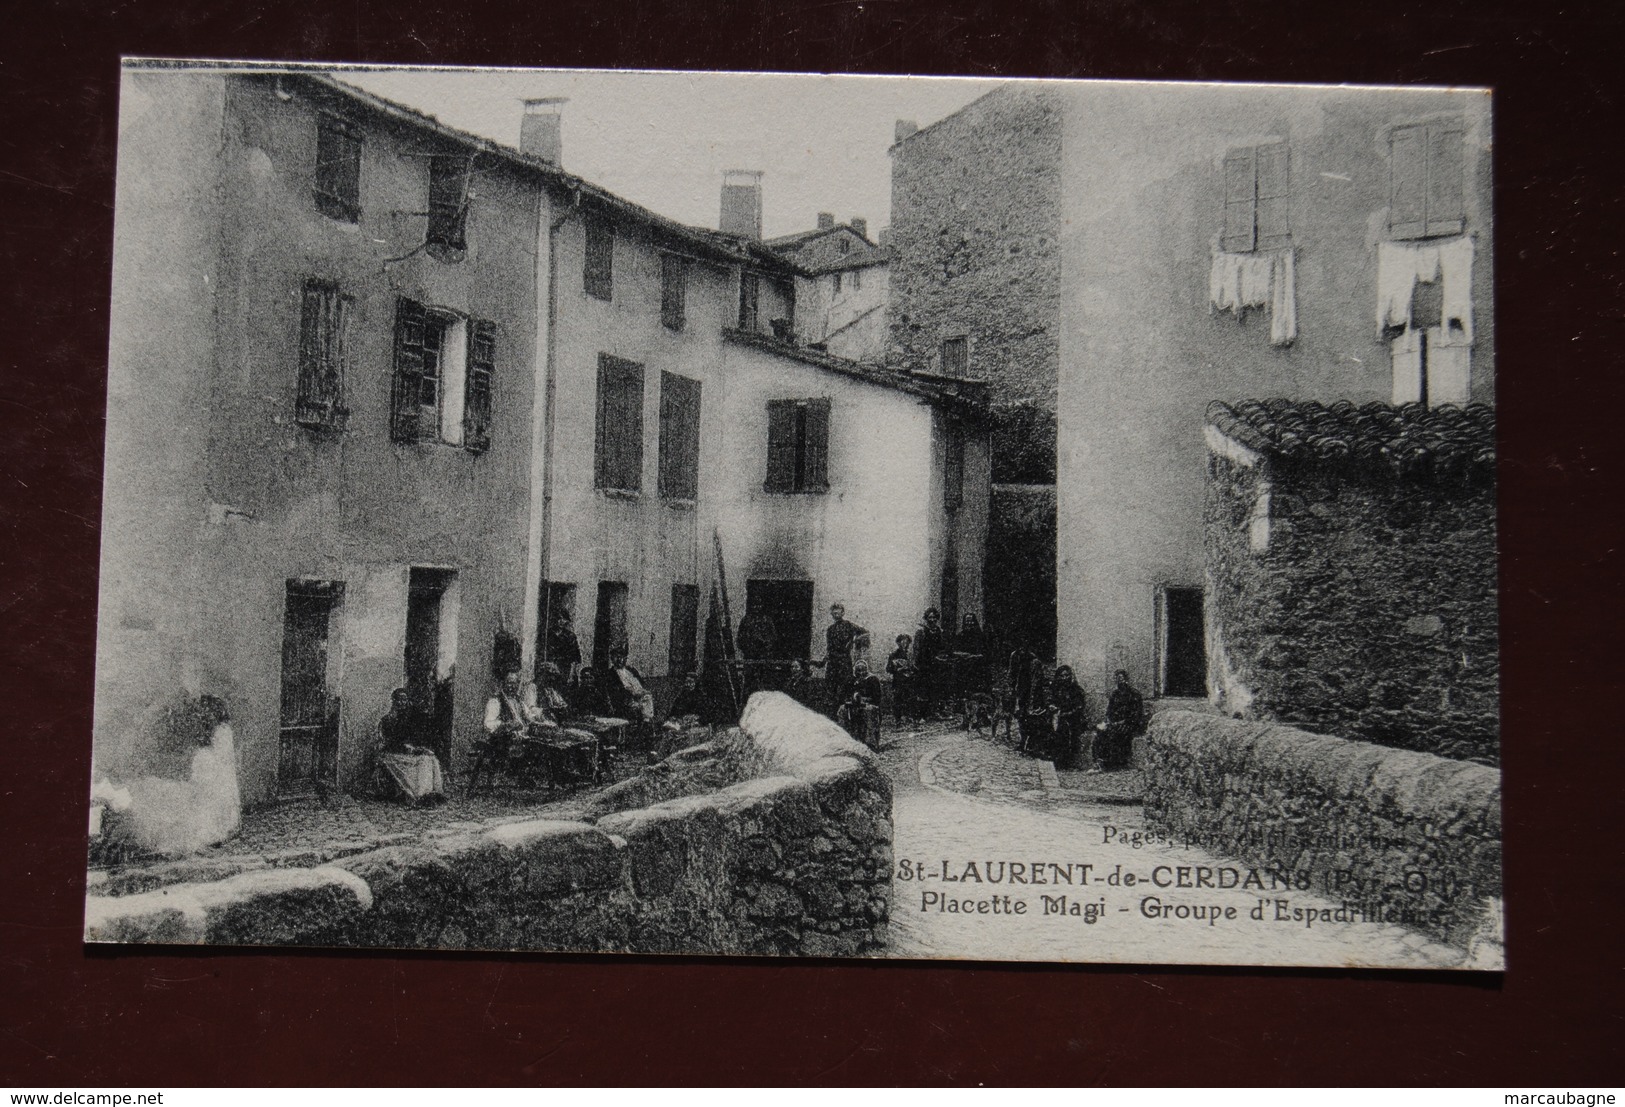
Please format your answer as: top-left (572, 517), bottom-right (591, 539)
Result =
top-left (874, 722), bottom-right (1467, 969)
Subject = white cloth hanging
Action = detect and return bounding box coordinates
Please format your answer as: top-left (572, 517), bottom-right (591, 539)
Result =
top-left (1209, 245), bottom-right (1296, 347)
top-left (1376, 237), bottom-right (1474, 343)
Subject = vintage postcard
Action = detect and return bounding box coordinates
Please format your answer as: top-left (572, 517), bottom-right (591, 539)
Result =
top-left (84, 60), bottom-right (1501, 970)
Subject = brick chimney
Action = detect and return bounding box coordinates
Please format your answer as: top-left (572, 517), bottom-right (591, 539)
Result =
top-left (895, 119), bottom-right (919, 143)
top-left (816, 212), bottom-right (835, 230)
top-left (520, 98), bottom-right (567, 166)
top-left (850, 217), bottom-right (868, 241)
top-left (720, 170), bottom-right (764, 240)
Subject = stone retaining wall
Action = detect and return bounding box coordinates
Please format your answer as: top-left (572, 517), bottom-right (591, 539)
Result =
top-left (1143, 711), bottom-right (1500, 949)
top-left (85, 693), bottom-right (892, 957)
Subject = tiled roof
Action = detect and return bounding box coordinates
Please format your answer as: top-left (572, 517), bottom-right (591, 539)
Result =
top-left (763, 224), bottom-right (888, 274)
top-left (722, 329), bottom-right (988, 415)
top-left (1207, 399), bottom-right (1496, 482)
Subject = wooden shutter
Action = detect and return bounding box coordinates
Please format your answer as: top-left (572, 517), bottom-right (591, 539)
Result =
top-left (661, 254), bottom-right (686, 330)
top-left (595, 355), bottom-right (643, 491)
top-left (1255, 143), bottom-right (1291, 249)
top-left (314, 115), bottom-right (361, 222)
top-left (764, 399), bottom-right (796, 492)
top-left (1221, 147), bottom-right (1257, 252)
top-left (1424, 121), bottom-right (1466, 237)
top-left (463, 319), bottom-right (495, 453)
top-left (802, 398), bottom-right (831, 492)
top-left (1389, 123), bottom-right (1429, 239)
top-left (945, 428), bottom-right (965, 512)
top-left (659, 371), bottom-right (700, 500)
top-left (427, 156), bottom-right (468, 250)
top-left (584, 215), bottom-right (613, 300)
top-left (739, 271), bottom-right (760, 331)
top-left (391, 298), bottom-right (427, 443)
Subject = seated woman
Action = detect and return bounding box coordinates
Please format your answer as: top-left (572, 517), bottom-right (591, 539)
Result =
top-left (125, 694), bottom-right (242, 857)
top-left (376, 688), bottom-right (446, 805)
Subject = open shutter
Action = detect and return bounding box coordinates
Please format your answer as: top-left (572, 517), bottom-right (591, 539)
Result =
top-left (802, 398), bottom-right (831, 492)
top-left (765, 400), bottom-right (796, 492)
top-left (739, 272), bottom-right (760, 331)
top-left (391, 298), bottom-right (427, 443)
top-left (661, 254), bottom-right (686, 330)
top-left (1389, 124), bottom-right (1428, 239)
top-left (1221, 148), bottom-right (1257, 253)
top-left (1255, 143), bottom-right (1291, 249)
top-left (297, 282), bottom-right (324, 410)
top-left (463, 319), bottom-right (495, 453)
top-left (944, 427), bottom-right (965, 512)
top-left (1424, 122), bottom-right (1466, 238)
top-left (595, 356), bottom-right (643, 491)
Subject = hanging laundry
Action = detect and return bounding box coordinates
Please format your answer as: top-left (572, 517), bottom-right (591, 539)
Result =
top-left (1376, 237), bottom-right (1474, 342)
top-left (1209, 245), bottom-right (1296, 347)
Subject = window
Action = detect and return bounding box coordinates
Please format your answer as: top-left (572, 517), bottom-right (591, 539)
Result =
top-left (1389, 119), bottom-right (1466, 240)
top-left (658, 371), bottom-right (701, 500)
top-left (591, 581), bottom-right (629, 670)
top-left (668, 584), bottom-right (700, 676)
top-left (764, 398), bottom-right (830, 494)
top-left (738, 271), bottom-right (760, 331)
top-left (940, 336), bottom-right (969, 378)
top-left (944, 427), bottom-right (965, 512)
top-left (426, 155), bottom-right (469, 253)
top-left (833, 272), bottom-right (844, 295)
top-left (296, 280), bottom-right (352, 430)
top-left (313, 114), bottom-right (362, 224)
top-left (584, 215), bottom-right (614, 300)
top-left (390, 298), bottom-right (493, 451)
top-left (661, 254), bottom-right (686, 331)
top-left (594, 354), bottom-right (645, 492)
top-left (853, 269), bottom-right (863, 292)
top-left (1221, 142), bottom-right (1289, 253)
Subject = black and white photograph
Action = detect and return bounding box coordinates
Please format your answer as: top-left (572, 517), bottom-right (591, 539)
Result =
top-left (83, 60), bottom-right (1501, 971)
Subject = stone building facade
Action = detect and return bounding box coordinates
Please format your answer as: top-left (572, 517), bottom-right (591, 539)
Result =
top-left (765, 217), bottom-right (891, 363)
top-left (1202, 400), bottom-right (1498, 762)
top-left (97, 66), bottom-right (989, 807)
top-left (887, 87), bottom-right (1063, 657)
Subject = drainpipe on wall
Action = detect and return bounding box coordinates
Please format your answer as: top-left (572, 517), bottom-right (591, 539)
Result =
top-left (533, 186), bottom-right (582, 669)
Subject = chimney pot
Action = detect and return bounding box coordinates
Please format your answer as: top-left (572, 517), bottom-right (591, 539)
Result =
top-left (895, 119), bottom-right (919, 143)
top-left (720, 169), bottom-right (764, 240)
top-left (520, 97), bottom-right (567, 166)
top-left (816, 212), bottom-right (835, 230)
top-left (850, 217), bottom-right (868, 240)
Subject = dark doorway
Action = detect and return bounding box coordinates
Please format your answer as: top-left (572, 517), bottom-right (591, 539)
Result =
top-left (536, 581), bottom-right (578, 680)
top-left (406, 568), bottom-right (456, 765)
top-left (668, 583), bottom-right (700, 676)
top-left (592, 581), bottom-right (629, 669)
top-left (745, 579), bottom-right (816, 660)
top-left (1161, 586), bottom-right (1207, 698)
top-left (278, 579), bottom-right (344, 795)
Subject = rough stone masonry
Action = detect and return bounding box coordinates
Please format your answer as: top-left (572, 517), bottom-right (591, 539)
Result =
top-left (85, 693), bottom-right (894, 957)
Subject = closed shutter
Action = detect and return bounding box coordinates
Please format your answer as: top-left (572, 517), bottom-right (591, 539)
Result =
top-left (739, 271), bottom-right (760, 331)
top-left (1389, 123), bottom-right (1429, 239)
top-left (802, 398), bottom-right (831, 492)
top-left (764, 399), bottom-right (796, 492)
top-left (668, 584), bottom-right (700, 675)
top-left (1424, 121), bottom-right (1466, 237)
top-left (427, 156), bottom-right (468, 250)
top-left (391, 298), bottom-right (427, 443)
top-left (314, 116), bottom-right (361, 223)
top-left (944, 427), bottom-right (965, 512)
top-left (1221, 148), bottom-right (1257, 253)
top-left (463, 319), bottom-right (495, 453)
top-left (659, 371), bottom-right (701, 499)
top-left (584, 216), bottom-right (613, 300)
top-left (1255, 143), bottom-right (1291, 249)
top-left (661, 254), bottom-right (686, 330)
top-left (595, 355), bottom-right (644, 491)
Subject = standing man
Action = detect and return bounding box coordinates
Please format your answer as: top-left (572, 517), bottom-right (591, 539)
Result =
top-left (912, 608), bottom-right (948, 718)
top-left (545, 609), bottom-right (583, 684)
top-left (823, 603), bottom-right (870, 717)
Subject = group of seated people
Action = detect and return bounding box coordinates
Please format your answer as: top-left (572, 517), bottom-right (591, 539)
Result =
top-left (1005, 665), bottom-right (1145, 772)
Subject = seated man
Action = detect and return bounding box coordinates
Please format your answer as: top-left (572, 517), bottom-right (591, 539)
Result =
top-left (836, 660), bottom-right (886, 749)
top-left (376, 687), bottom-right (447, 805)
top-left (664, 670), bottom-right (712, 728)
top-left (607, 645), bottom-right (656, 728)
top-left (482, 668), bottom-right (598, 786)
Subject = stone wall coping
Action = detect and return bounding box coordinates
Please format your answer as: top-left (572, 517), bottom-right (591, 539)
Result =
top-left (1150, 710), bottom-right (1500, 822)
top-left (86, 865), bottom-right (372, 945)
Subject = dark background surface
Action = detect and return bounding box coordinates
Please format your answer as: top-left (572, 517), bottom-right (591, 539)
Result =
top-left (3, 0), bottom-right (1620, 1086)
